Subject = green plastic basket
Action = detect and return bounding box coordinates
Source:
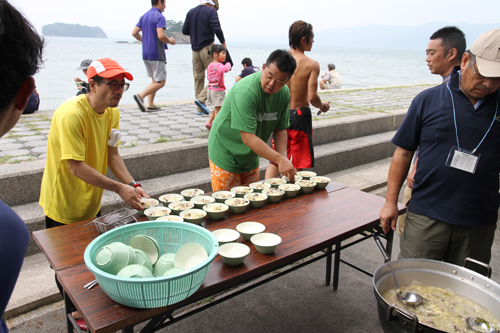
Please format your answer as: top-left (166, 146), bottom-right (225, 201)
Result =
top-left (84, 221), bottom-right (219, 308)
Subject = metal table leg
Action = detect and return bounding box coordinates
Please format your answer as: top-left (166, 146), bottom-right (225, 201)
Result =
top-left (333, 242), bottom-right (341, 290)
top-left (325, 245), bottom-right (332, 285)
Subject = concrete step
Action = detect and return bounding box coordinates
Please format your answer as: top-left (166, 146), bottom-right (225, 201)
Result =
top-left (0, 109), bottom-right (406, 207)
top-left (17, 128), bottom-right (398, 257)
top-left (4, 157), bottom-right (394, 321)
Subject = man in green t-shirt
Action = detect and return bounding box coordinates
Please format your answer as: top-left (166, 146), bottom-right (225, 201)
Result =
top-left (208, 49), bottom-right (297, 191)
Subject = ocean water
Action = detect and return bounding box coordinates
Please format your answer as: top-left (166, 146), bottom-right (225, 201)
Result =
top-left (34, 37), bottom-right (440, 111)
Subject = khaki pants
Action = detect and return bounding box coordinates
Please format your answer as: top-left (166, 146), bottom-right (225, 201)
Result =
top-left (399, 211), bottom-right (496, 274)
top-left (192, 43), bottom-right (214, 104)
top-left (397, 185), bottom-right (412, 236)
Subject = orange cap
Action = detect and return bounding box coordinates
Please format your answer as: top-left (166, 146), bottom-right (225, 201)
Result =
top-left (86, 58), bottom-right (133, 81)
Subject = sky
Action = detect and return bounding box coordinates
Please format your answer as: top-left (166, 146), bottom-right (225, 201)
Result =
top-left (10, 0), bottom-right (500, 40)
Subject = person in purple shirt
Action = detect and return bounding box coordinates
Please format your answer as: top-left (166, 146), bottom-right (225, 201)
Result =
top-left (0, 1), bottom-right (44, 331)
top-left (235, 57), bottom-right (260, 82)
top-left (182, 0), bottom-right (226, 115)
top-left (132, 0), bottom-right (176, 112)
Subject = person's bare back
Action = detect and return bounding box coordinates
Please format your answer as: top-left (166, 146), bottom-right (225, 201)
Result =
top-left (288, 49), bottom-right (321, 110)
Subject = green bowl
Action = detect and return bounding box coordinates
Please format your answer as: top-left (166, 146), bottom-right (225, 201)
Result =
top-left (250, 233), bottom-right (282, 255)
top-left (248, 182), bottom-right (271, 193)
top-left (179, 209), bottom-right (207, 225)
top-left (158, 193), bottom-right (184, 206)
top-left (138, 198), bottom-right (159, 215)
top-left (190, 195), bottom-right (215, 209)
top-left (95, 242), bottom-right (130, 275)
top-left (236, 222), bottom-right (266, 241)
top-left (265, 178), bottom-right (287, 188)
top-left (153, 253), bottom-right (175, 277)
top-left (180, 188), bottom-right (205, 201)
top-left (262, 188), bottom-right (284, 203)
top-left (168, 201), bottom-right (195, 215)
top-left (218, 243), bottom-right (251, 266)
top-left (282, 175), bottom-right (302, 183)
top-left (278, 184), bottom-right (301, 198)
top-left (310, 176), bottom-right (331, 190)
top-left (203, 203), bottom-right (229, 220)
top-left (224, 198), bottom-right (250, 214)
top-left (244, 193), bottom-right (268, 208)
top-left (296, 171), bottom-right (317, 180)
top-left (230, 186), bottom-right (253, 198)
top-left (117, 264), bottom-right (154, 278)
top-left (211, 191), bottom-right (235, 203)
top-left (155, 215), bottom-right (184, 222)
top-left (132, 248), bottom-right (153, 273)
top-left (295, 180), bottom-right (317, 194)
top-left (144, 206), bottom-right (171, 220)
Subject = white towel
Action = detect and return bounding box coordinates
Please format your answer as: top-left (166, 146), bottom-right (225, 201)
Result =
top-left (108, 129), bottom-right (121, 147)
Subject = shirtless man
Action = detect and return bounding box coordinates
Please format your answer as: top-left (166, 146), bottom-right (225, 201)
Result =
top-left (265, 20), bottom-right (330, 178)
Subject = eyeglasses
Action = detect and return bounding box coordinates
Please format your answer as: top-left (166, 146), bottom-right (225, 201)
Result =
top-left (98, 81), bottom-right (131, 91)
top-left (470, 56), bottom-right (500, 83)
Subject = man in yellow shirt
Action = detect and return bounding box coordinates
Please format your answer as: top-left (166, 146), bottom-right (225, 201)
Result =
top-left (40, 58), bottom-right (148, 228)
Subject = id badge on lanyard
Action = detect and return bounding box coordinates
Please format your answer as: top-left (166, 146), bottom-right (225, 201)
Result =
top-left (444, 82), bottom-right (497, 175)
top-left (445, 146), bottom-right (480, 174)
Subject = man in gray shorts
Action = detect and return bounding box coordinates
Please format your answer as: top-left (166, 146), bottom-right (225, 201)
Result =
top-left (132, 0), bottom-right (175, 112)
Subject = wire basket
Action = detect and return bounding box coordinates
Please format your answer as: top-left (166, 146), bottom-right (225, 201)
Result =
top-left (91, 208), bottom-right (137, 234)
top-left (84, 221), bottom-right (219, 308)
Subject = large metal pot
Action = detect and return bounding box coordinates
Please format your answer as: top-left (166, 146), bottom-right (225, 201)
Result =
top-left (373, 259), bottom-right (500, 333)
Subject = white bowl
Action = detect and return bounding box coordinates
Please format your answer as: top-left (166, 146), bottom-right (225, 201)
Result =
top-left (236, 222), bottom-right (266, 241)
top-left (212, 229), bottom-right (240, 245)
top-left (153, 253), bottom-right (175, 277)
top-left (218, 243), bottom-right (251, 266)
top-left (144, 206), bottom-right (171, 220)
top-left (174, 243), bottom-right (208, 270)
top-left (116, 264), bottom-right (154, 278)
top-left (250, 233), bottom-right (282, 255)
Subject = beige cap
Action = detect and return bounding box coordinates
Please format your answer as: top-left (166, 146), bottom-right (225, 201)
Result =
top-left (470, 28), bottom-right (500, 78)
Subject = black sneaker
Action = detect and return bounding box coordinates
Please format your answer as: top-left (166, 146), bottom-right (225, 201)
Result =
top-left (147, 105), bottom-right (162, 111)
top-left (195, 100), bottom-right (210, 115)
top-left (134, 94), bottom-right (146, 112)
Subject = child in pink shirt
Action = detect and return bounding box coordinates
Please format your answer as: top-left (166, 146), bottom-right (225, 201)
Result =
top-left (205, 44), bottom-right (232, 130)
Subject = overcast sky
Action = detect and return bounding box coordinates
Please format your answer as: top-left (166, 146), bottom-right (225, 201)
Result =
top-left (10, 0), bottom-right (500, 39)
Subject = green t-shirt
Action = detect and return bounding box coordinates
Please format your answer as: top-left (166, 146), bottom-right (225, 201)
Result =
top-left (208, 72), bottom-right (290, 173)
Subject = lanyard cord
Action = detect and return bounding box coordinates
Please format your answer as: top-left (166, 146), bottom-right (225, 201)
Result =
top-left (446, 82), bottom-right (498, 154)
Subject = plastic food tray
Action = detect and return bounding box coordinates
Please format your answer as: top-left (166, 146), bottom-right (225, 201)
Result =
top-left (84, 221), bottom-right (219, 308)
top-left (92, 208), bottom-right (137, 234)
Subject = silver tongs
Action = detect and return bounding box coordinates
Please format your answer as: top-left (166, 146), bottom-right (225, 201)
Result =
top-left (84, 279), bottom-right (98, 290)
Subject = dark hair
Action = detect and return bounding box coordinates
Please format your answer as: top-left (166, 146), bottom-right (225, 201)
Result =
top-left (430, 26), bottom-right (466, 59)
top-left (288, 20), bottom-right (313, 50)
top-left (328, 63), bottom-right (335, 70)
top-left (208, 44), bottom-right (226, 57)
top-left (0, 0), bottom-right (44, 113)
top-left (241, 58), bottom-right (253, 66)
top-left (151, 0), bottom-right (164, 6)
top-left (265, 50), bottom-right (297, 76)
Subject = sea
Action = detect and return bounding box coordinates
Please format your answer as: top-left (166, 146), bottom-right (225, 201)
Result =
top-left (34, 37), bottom-right (441, 111)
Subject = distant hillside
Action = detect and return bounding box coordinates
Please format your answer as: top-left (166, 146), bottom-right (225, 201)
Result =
top-left (228, 22), bottom-right (500, 49)
top-left (42, 23), bottom-right (107, 38)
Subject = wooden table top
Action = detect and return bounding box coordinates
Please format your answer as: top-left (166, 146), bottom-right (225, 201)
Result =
top-left (40, 184), bottom-right (399, 333)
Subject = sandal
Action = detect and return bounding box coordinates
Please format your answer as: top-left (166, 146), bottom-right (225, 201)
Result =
top-left (75, 318), bottom-right (87, 331)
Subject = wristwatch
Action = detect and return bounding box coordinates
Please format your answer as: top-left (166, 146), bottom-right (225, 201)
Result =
top-left (128, 181), bottom-right (142, 188)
